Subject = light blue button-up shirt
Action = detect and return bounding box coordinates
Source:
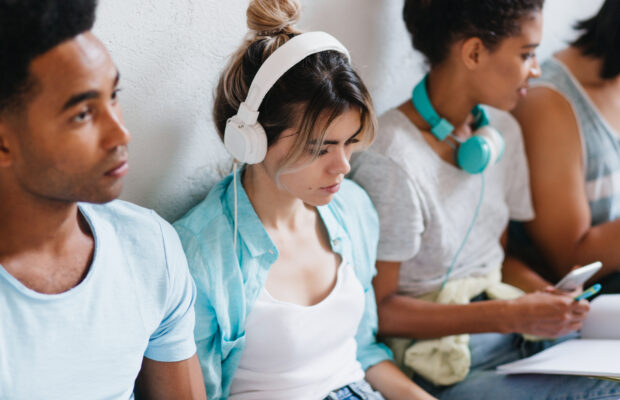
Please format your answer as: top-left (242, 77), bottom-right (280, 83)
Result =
top-left (174, 171), bottom-right (392, 400)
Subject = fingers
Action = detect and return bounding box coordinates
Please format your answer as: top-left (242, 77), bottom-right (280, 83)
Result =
top-left (537, 320), bottom-right (583, 338)
top-left (571, 299), bottom-right (590, 315)
top-left (513, 292), bottom-right (590, 336)
top-left (544, 286), bottom-right (582, 298)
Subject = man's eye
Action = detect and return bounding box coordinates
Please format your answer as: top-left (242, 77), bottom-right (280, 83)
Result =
top-left (71, 108), bottom-right (93, 123)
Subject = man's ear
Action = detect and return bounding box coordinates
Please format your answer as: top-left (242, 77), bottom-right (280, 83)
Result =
top-left (0, 119), bottom-right (15, 168)
top-left (460, 37), bottom-right (486, 71)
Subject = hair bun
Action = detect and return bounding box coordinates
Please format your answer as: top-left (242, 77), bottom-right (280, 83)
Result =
top-left (247, 0), bottom-right (301, 36)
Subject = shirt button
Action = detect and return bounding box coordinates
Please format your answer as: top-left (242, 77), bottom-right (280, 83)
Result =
top-left (268, 249), bottom-right (274, 255)
top-left (332, 238), bottom-right (340, 246)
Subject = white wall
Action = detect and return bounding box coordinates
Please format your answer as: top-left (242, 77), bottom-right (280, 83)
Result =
top-left (93, 0), bottom-right (603, 221)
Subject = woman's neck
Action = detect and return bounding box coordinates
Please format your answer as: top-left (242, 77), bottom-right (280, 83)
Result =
top-left (242, 165), bottom-right (313, 231)
top-left (401, 66), bottom-right (477, 141)
top-left (425, 67), bottom-right (478, 130)
top-left (556, 47), bottom-right (620, 89)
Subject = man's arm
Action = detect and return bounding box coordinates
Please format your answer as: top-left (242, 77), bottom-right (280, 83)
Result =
top-left (513, 86), bottom-right (620, 280)
top-left (135, 354), bottom-right (207, 400)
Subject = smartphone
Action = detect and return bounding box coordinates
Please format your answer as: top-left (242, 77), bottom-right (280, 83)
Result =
top-left (555, 261), bottom-right (603, 291)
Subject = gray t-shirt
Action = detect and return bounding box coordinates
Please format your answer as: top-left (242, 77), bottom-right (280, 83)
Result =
top-left (350, 107), bottom-right (534, 297)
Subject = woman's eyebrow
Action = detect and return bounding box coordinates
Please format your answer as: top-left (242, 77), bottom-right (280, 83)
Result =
top-left (319, 125), bottom-right (363, 145)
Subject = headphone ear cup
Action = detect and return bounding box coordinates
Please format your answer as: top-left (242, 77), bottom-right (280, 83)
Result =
top-left (224, 116), bottom-right (268, 164)
top-left (457, 135), bottom-right (491, 174)
top-left (475, 125), bottom-right (504, 165)
top-left (456, 126), bottom-right (505, 174)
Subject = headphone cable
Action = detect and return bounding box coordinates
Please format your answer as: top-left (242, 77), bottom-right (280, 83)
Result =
top-left (233, 159), bottom-right (239, 252)
top-left (441, 172), bottom-right (485, 290)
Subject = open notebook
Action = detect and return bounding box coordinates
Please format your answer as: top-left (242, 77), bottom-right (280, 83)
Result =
top-left (497, 294), bottom-right (620, 379)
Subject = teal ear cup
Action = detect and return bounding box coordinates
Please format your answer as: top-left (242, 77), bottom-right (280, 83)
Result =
top-left (411, 75), bottom-right (505, 174)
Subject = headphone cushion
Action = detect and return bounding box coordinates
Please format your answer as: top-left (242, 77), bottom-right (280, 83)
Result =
top-left (476, 125), bottom-right (505, 164)
top-left (224, 115), bottom-right (268, 164)
top-left (457, 135), bottom-right (491, 174)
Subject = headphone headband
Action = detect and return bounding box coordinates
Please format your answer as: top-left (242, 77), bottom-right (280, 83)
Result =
top-left (225, 31), bottom-right (351, 164)
top-left (412, 74), bottom-right (490, 141)
top-left (239, 31), bottom-right (351, 124)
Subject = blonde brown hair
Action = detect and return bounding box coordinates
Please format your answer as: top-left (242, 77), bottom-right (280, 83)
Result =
top-left (213, 0), bottom-right (377, 174)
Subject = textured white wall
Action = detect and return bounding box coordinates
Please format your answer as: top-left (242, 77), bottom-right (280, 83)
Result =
top-left (93, 0), bottom-right (603, 221)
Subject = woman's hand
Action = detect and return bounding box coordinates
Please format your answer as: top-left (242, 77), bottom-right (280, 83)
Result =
top-left (504, 289), bottom-right (589, 337)
top-left (365, 361), bottom-right (437, 400)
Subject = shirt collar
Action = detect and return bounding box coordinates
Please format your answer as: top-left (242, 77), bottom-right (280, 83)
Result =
top-left (317, 203), bottom-right (347, 256)
top-left (222, 169), bottom-right (278, 260)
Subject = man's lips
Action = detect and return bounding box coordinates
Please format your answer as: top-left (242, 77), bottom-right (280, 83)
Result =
top-left (105, 160), bottom-right (129, 178)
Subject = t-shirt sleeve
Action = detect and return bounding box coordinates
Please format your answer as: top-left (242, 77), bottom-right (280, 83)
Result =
top-left (350, 152), bottom-right (425, 262)
top-left (503, 117), bottom-right (535, 222)
top-left (144, 215), bottom-right (197, 362)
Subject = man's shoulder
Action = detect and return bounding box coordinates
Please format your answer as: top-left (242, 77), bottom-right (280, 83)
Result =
top-left (80, 199), bottom-right (168, 237)
top-left (81, 198), bottom-right (157, 220)
top-left (80, 200), bottom-right (180, 265)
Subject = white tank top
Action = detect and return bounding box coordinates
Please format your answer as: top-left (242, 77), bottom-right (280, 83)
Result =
top-left (229, 261), bottom-right (366, 400)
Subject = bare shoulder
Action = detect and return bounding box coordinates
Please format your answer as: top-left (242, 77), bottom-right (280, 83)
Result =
top-left (512, 86), bottom-right (578, 142)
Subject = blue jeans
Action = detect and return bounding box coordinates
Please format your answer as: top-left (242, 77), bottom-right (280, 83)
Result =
top-left (323, 380), bottom-right (385, 400)
top-left (413, 332), bottom-right (620, 400)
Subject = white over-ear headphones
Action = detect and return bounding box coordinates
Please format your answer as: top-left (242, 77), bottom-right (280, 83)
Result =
top-left (224, 31), bottom-right (351, 164)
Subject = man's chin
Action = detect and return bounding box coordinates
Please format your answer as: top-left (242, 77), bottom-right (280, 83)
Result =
top-left (80, 184), bottom-right (123, 204)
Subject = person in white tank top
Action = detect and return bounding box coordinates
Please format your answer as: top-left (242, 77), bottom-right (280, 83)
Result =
top-left (173, 1), bottom-right (435, 399)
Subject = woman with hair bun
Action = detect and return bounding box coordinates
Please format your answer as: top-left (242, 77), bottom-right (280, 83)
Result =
top-left (350, 0), bottom-right (620, 398)
top-left (174, 1), bottom-right (434, 399)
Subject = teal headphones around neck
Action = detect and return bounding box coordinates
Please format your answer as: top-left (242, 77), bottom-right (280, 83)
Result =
top-left (411, 74), bottom-right (505, 174)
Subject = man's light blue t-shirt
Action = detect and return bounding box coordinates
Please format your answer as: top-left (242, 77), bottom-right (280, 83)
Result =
top-left (174, 172), bottom-right (392, 400)
top-left (0, 201), bottom-right (197, 400)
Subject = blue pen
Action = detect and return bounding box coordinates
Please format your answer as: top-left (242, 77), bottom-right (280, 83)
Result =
top-left (574, 283), bottom-right (602, 301)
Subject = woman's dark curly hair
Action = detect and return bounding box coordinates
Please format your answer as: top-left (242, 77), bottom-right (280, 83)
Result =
top-left (403, 0), bottom-right (544, 67)
top-left (572, 0), bottom-right (620, 80)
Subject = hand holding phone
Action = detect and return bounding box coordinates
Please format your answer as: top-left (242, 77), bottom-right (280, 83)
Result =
top-left (555, 261), bottom-right (602, 292)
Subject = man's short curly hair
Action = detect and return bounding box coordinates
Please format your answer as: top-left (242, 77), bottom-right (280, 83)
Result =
top-left (403, 0), bottom-right (544, 67)
top-left (0, 0), bottom-right (98, 114)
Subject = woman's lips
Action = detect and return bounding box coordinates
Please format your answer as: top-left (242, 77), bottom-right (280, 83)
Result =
top-left (321, 182), bottom-right (341, 193)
